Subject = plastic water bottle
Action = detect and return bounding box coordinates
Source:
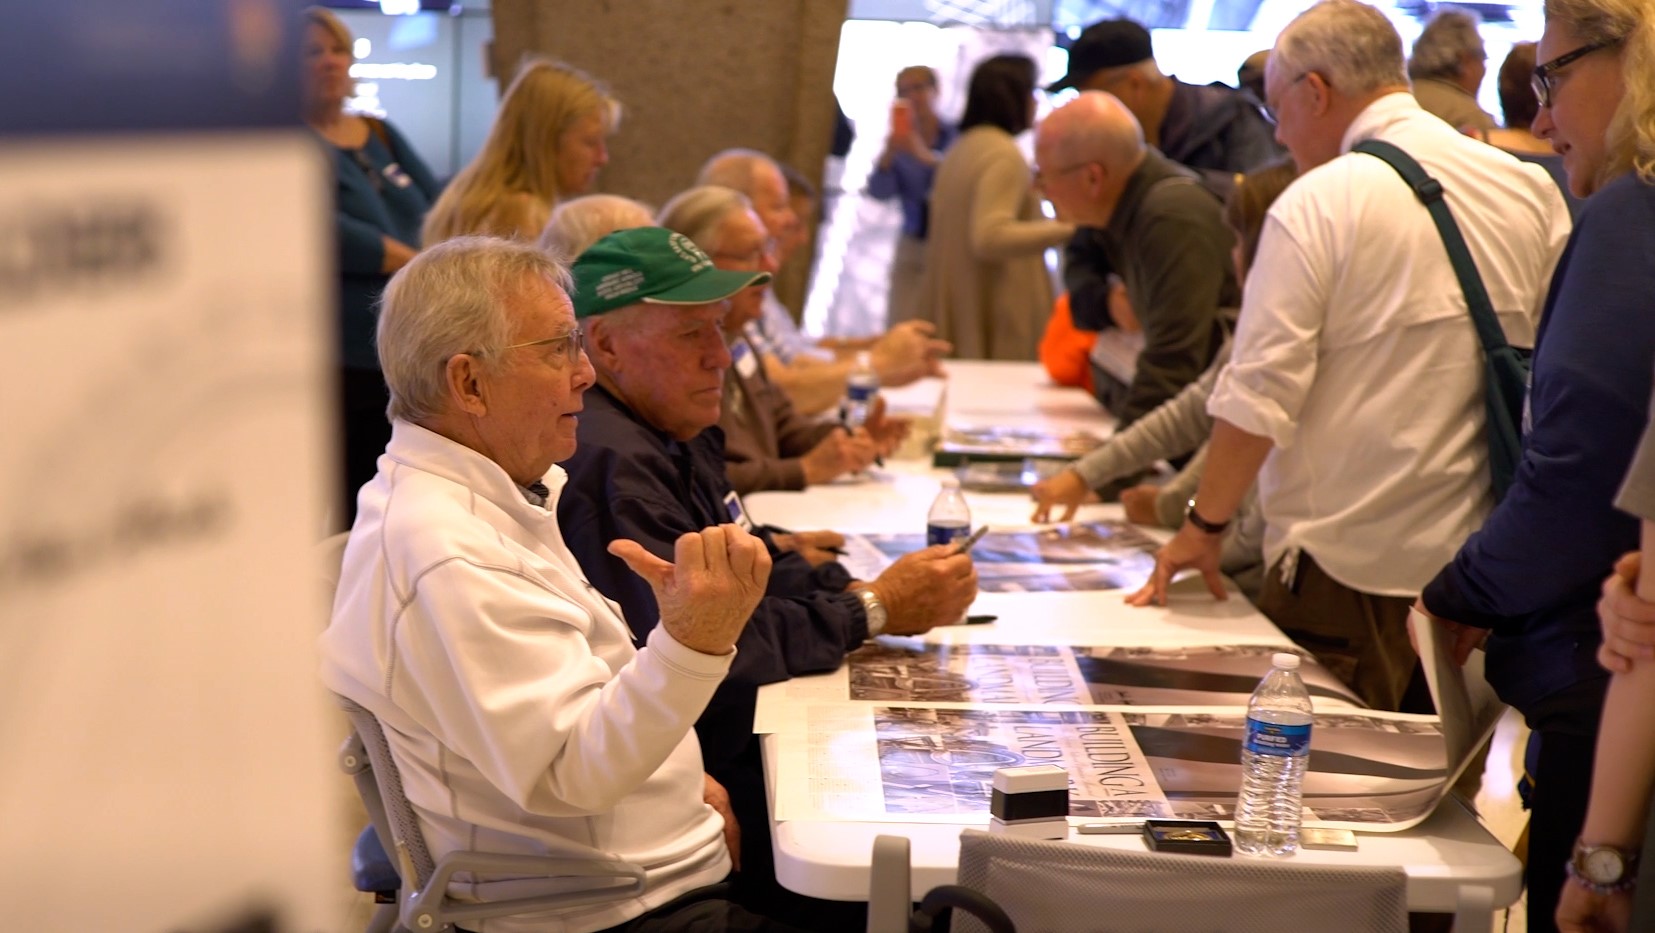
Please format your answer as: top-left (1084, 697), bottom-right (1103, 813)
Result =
top-left (842, 351), bottom-right (879, 430)
top-left (1234, 652), bottom-right (1314, 857)
top-left (927, 479), bottom-right (972, 547)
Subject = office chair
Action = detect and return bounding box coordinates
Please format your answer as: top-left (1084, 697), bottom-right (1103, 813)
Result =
top-left (869, 829), bottom-right (1417, 933)
top-left (336, 696), bottom-right (648, 933)
top-left (953, 828), bottom-right (1412, 932)
top-left (867, 834), bottom-right (1014, 933)
top-left (323, 535), bottom-right (647, 932)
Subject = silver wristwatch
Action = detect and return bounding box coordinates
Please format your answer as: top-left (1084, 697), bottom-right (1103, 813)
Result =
top-left (1571, 839), bottom-right (1640, 892)
top-left (853, 585), bottom-right (888, 638)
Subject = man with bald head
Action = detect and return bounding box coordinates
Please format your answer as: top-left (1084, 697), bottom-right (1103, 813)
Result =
top-left (698, 148), bottom-right (950, 416)
top-left (1049, 18), bottom-right (1279, 384)
top-left (1034, 91), bottom-right (1238, 436)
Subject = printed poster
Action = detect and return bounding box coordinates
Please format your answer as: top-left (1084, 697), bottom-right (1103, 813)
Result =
top-left (812, 641), bottom-right (1365, 708)
top-left (842, 520), bottom-right (1160, 593)
top-left (772, 703), bottom-right (1449, 832)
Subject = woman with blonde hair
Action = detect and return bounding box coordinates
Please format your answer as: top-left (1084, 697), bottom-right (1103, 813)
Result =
top-left (1532, 0), bottom-right (1655, 924)
top-left (302, 6), bottom-right (441, 526)
top-left (1405, 0), bottom-right (1655, 927)
top-left (423, 58), bottom-right (618, 244)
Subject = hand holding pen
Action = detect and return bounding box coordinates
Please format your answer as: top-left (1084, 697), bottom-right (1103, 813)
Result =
top-left (952, 524), bottom-right (989, 555)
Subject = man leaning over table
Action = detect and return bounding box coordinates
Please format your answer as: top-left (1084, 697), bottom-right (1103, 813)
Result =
top-left (1032, 89), bottom-right (1239, 450)
top-left (319, 236), bottom-right (816, 933)
top-left (554, 227), bottom-right (978, 923)
top-left (1126, 0), bottom-right (1569, 714)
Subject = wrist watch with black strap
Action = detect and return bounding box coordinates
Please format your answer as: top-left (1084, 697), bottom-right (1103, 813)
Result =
top-left (1184, 498), bottom-right (1230, 535)
top-left (853, 585), bottom-right (888, 638)
top-left (1567, 839), bottom-right (1640, 894)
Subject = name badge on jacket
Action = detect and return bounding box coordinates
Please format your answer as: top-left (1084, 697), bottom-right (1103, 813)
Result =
top-left (732, 340), bottom-right (759, 379)
top-left (382, 161), bottom-right (414, 189)
top-left (722, 490), bottom-right (754, 531)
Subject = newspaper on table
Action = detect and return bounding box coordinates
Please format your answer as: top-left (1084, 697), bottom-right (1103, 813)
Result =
top-left (841, 520), bottom-right (1159, 593)
top-left (761, 642), bottom-right (1365, 724)
top-left (770, 702), bottom-right (1450, 832)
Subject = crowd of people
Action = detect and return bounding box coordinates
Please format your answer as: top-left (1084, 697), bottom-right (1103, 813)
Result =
top-left (311, 0), bottom-right (1655, 929)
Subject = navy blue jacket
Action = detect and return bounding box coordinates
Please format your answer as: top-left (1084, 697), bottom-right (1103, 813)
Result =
top-left (557, 385), bottom-right (868, 774)
top-left (1422, 173), bottom-right (1655, 722)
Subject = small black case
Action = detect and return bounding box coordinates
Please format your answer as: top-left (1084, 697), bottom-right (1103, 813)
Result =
top-left (1141, 819), bottom-right (1233, 857)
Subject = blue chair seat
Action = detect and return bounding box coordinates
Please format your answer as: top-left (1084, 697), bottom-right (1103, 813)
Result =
top-left (352, 824), bottom-right (401, 895)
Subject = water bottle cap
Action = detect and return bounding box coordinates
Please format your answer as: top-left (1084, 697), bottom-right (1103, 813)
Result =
top-left (1272, 652), bottom-right (1301, 670)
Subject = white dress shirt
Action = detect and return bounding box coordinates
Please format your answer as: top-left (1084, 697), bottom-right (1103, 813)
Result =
top-left (1207, 93), bottom-right (1571, 596)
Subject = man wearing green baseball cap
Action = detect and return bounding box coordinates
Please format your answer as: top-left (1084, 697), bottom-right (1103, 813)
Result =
top-left (558, 226), bottom-right (979, 922)
top-left (570, 225), bottom-right (772, 320)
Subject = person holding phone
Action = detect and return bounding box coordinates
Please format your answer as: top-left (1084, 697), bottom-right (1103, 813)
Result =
top-left (869, 65), bottom-right (958, 327)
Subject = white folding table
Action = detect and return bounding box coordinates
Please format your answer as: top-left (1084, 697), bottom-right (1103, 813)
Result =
top-left (744, 363), bottom-right (1521, 923)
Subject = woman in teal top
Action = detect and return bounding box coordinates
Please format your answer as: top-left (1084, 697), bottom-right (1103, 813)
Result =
top-left (303, 7), bottom-right (440, 526)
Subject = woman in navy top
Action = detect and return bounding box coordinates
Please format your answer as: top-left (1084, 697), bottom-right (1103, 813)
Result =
top-left (1416, 0), bottom-right (1655, 927)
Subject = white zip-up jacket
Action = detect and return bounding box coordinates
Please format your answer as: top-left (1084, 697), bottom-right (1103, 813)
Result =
top-left (321, 420), bottom-right (733, 933)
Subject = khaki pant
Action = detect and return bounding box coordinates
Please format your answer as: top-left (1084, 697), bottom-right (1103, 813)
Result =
top-left (886, 234), bottom-right (926, 326)
top-left (1256, 550), bottom-right (1427, 713)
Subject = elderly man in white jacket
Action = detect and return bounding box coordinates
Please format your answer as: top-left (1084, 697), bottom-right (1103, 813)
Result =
top-left (320, 236), bottom-right (806, 933)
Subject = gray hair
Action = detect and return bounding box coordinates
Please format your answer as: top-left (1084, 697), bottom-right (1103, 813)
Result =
top-left (378, 236), bottom-right (572, 423)
top-left (656, 185), bottom-right (753, 255)
top-left (1273, 0), bottom-right (1409, 97)
top-left (696, 148), bottom-right (780, 198)
top-left (537, 194), bottom-right (654, 264)
top-left (1409, 10), bottom-right (1486, 80)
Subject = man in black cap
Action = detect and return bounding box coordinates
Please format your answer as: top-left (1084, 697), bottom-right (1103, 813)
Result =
top-left (1050, 18), bottom-right (1281, 433)
top-left (1049, 18), bottom-right (1281, 187)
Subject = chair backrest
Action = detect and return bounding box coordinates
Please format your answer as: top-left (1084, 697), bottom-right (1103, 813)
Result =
top-left (951, 829), bottom-right (1409, 933)
top-left (339, 696), bottom-right (439, 892)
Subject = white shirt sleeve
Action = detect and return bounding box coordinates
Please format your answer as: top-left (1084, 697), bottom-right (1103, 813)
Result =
top-left (1207, 212), bottom-right (1331, 450)
top-left (392, 558), bottom-right (732, 818)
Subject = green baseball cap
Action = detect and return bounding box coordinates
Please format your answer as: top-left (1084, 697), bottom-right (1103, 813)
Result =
top-left (570, 226), bottom-right (772, 319)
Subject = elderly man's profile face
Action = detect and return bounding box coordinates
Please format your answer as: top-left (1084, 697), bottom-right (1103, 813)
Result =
top-left (482, 275), bottom-right (595, 480)
top-left (1264, 59), bottom-right (1318, 172)
top-left (749, 163), bottom-right (800, 261)
top-left (709, 208), bottom-right (777, 331)
top-left (608, 301), bottom-right (733, 441)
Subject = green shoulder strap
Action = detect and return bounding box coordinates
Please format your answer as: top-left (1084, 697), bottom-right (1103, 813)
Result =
top-left (1351, 139), bottom-right (1511, 356)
